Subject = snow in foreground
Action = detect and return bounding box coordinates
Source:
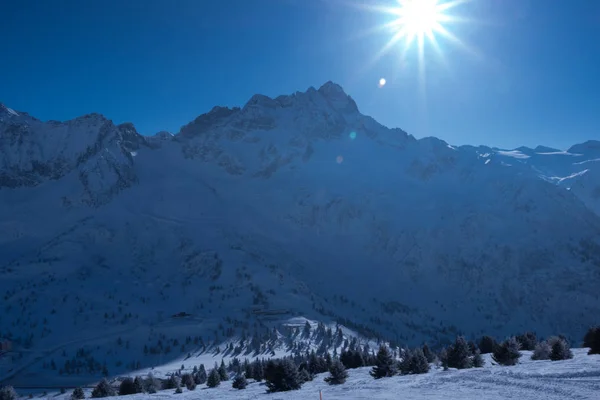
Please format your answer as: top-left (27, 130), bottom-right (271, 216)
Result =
top-left (51, 349), bottom-right (600, 400)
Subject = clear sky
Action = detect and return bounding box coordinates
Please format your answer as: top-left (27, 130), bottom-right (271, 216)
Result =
top-left (2, 0), bottom-right (599, 149)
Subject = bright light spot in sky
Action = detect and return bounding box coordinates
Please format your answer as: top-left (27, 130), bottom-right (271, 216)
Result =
top-left (353, 0), bottom-right (475, 92)
top-left (336, 155), bottom-right (344, 164)
top-left (349, 131), bottom-right (357, 140)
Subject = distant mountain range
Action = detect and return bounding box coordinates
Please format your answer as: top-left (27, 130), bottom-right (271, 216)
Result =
top-left (1, 82), bottom-right (599, 383)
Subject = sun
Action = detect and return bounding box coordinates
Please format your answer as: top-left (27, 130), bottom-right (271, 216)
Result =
top-left (386, 0), bottom-right (464, 55)
top-left (398, 0), bottom-right (443, 38)
top-left (354, 0), bottom-right (471, 73)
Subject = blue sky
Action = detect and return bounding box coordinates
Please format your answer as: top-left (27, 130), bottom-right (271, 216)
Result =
top-left (2, 0), bottom-right (599, 149)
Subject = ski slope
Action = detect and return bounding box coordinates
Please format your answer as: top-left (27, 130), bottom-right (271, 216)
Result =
top-left (31, 349), bottom-right (600, 400)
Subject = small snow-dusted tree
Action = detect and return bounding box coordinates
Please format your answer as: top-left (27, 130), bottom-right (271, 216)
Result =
top-left (71, 387), bottom-right (85, 400)
top-left (118, 378), bottom-right (137, 395)
top-left (144, 374), bottom-right (160, 394)
top-left (445, 336), bottom-right (472, 369)
top-left (91, 379), bottom-right (116, 398)
top-left (218, 360), bottom-right (229, 381)
top-left (478, 335), bottom-right (497, 354)
top-left (206, 368), bottom-right (221, 388)
top-left (531, 341), bottom-right (551, 360)
top-left (163, 374), bottom-right (179, 390)
top-left (194, 364), bottom-right (207, 384)
top-left (401, 348), bottom-right (430, 375)
top-left (181, 373), bottom-right (196, 390)
top-left (232, 374), bottom-right (248, 390)
top-left (324, 359), bottom-right (348, 385)
top-left (516, 332), bottom-right (537, 351)
top-left (132, 376), bottom-right (144, 394)
top-left (0, 386), bottom-right (17, 400)
top-left (264, 358), bottom-right (302, 392)
top-left (492, 337), bottom-right (521, 366)
top-left (549, 336), bottom-right (573, 361)
top-left (472, 349), bottom-right (484, 367)
top-left (422, 343), bottom-right (435, 363)
top-left (583, 326), bottom-right (600, 355)
top-left (370, 345), bottom-right (396, 379)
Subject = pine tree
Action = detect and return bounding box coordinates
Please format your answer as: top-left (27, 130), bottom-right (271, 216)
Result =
top-left (531, 341), bottom-right (551, 360)
top-left (218, 360), bottom-right (229, 381)
top-left (71, 387), bottom-right (85, 400)
top-left (206, 368), bottom-right (221, 388)
top-left (549, 336), bottom-right (573, 361)
top-left (91, 379), bottom-right (116, 398)
top-left (583, 326), bottom-right (600, 355)
top-left (516, 332), bottom-right (537, 351)
top-left (132, 376), bottom-right (144, 394)
top-left (492, 337), bottom-right (521, 366)
top-left (163, 375), bottom-right (179, 390)
top-left (144, 374), bottom-right (160, 394)
top-left (472, 349), bottom-right (484, 367)
top-left (409, 348), bottom-right (430, 374)
top-left (194, 364), bottom-right (207, 384)
top-left (0, 386), bottom-right (18, 400)
top-left (324, 359), bottom-right (348, 385)
top-left (118, 378), bottom-right (137, 396)
top-left (422, 343), bottom-right (435, 363)
top-left (478, 335), bottom-right (497, 354)
top-left (370, 345), bottom-right (396, 379)
top-left (303, 321), bottom-right (311, 338)
top-left (252, 360), bottom-right (264, 382)
top-left (264, 358), bottom-right (302, 392)
top-left (446, 336), bottom-right (473, 369)
top-left (181, 373), bottom-right (196, 390)
top-left (232, 374), bottom-right (248, 390)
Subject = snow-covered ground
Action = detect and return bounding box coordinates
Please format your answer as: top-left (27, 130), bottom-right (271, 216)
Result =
top-left (25, 349), bottom-right (600, 400)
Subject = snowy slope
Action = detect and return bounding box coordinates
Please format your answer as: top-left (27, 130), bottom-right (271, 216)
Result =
top-left (22, 349), bottom-right (600, 400)
top-left (1, 83), bottom-right (600, 387)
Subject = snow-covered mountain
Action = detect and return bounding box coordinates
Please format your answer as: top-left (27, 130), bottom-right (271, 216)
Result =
top-left (1, 82), bottom-right (600, 385)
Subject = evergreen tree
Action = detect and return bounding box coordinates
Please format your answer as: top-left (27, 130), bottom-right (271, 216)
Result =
top-left (531, 341), bottom-right (551, 360)
top-left (446, 336), bottom-right (473, 369)
top-left (370, 345), bottom-right (396, 379)
top-left (163, 375), bottom-right (179, 390)
top-left (194, 364), bottom-right (207, 385)
top-left (252, 360), bottom-right (264, 382)
top-left (0, 386), bottom-right (18, 400)
top-left (324, 359), bottom-right (348, 385)
top-left (132, 377), bottom-right (144, 394)
top-left (298, 368), bottom-right (313, 384)
top-left (409, 348), bottom-right (430, 374)
top-left (181, 373), bottom-right (196, 390)
top-left (549, 336), bottom-right (573, 361)
top-left (118, 378), bottom-right (137, 396)
top-left (422, 343), bottom-right (435, 363)
top-left (218, 360), bottom-right (229, 381)
top-left (144, 374), bottom-right (160, 394)
top-left (492, 337), bottom-right (521, 366)
top-left (472, 349), bottom-right (484, 367)
top-left (71, 387), bottom-right (85, 400)
top-left (174, 386), bottom-right (182, 394)
top-left (91, 379), bottom-right (116, 398)
top-left (232, 374), bottom-right (248, 390)
top-left (583, 326), bottom-right (600, 355)
top-left (303, 321), bottom-right (311, 338)
top-left (516, 332), bottom-right (538, 351)
top-left (207, 368), bottom-right (221, 388)
top-left (478, 335), bottom-right (497, 354)
top-left (264, 358), bottom-right (302, 392)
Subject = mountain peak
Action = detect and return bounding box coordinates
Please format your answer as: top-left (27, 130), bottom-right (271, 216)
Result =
top-left (0, 102), bottom-right (20, 117)
top-left (316, 81), bottom-right (359, 114)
